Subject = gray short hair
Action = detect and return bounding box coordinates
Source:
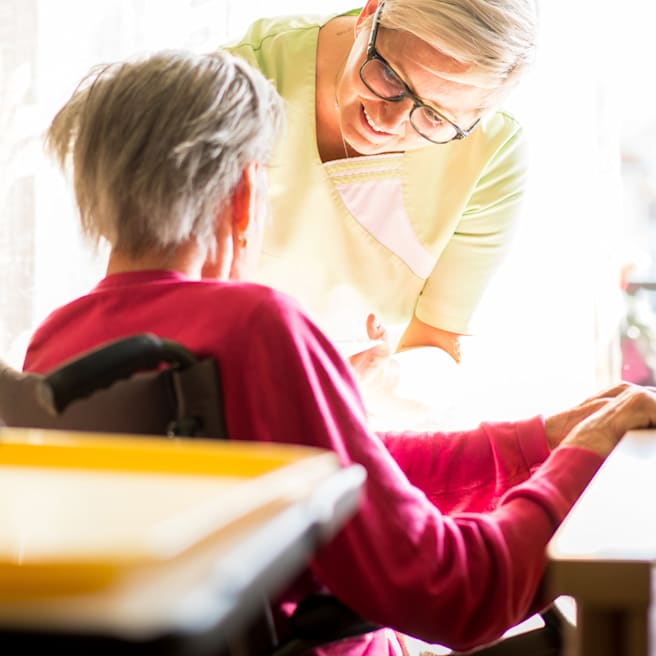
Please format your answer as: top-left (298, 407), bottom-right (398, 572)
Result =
top-left (45, 49), bottom-right (285, 257)
top-left (379, 0), bottom-right (538, 99)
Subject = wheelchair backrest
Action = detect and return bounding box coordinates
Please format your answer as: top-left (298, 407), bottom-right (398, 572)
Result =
top-left (0, 334), bottom-right (227, 439)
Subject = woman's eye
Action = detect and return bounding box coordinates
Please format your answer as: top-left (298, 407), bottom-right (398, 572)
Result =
top-left (423, 109), bottom-right (445, 127)
top-left (381, 65), bottom-right (404, 91)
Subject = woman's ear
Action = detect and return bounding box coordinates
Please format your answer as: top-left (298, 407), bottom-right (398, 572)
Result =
top-left (202, 163), bottom-right (258, 280)
top-left (230, 162), bottom-right (263, 280)
top-left (355, 0), bottom-right (380, 30)
top-left (230, 163), bottom-right (257, 237)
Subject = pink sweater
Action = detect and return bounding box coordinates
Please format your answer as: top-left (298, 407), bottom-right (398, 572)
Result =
top-left (24, 270), bottom-right (602, 653)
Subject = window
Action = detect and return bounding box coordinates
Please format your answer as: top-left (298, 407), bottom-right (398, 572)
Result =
top-left (0, 0), bottom-right (624, 428)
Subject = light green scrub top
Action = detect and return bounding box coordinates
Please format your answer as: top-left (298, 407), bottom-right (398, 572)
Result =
top-left (225, 13), bottom-right (527, 346)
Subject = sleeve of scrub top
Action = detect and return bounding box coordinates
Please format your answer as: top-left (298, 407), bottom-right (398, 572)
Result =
top-left (415, 121), bottom-right (528, 335)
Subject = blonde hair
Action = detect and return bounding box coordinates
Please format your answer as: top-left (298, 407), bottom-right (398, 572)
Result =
top-left (379, 0), bottom-right (538, 94)
top-left (46, 49), bottom-right (285, 257)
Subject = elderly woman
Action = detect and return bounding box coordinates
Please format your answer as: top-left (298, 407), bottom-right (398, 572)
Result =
top-left (23, 48), bottom-right (656, 656)
top-left (225, 0), bottom-right (537, 393)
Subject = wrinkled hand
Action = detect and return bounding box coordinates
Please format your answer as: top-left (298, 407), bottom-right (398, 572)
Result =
top-left (546, 382), bottom-right (656, 457)
top-left (348, 314), bottom-right (392, 385)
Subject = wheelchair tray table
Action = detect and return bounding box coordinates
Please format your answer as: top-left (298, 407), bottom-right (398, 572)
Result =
top-left (0, 428), bottom-right (365, 654)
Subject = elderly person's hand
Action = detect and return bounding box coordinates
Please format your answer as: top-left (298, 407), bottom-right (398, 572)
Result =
top-left (545, 383), bottom-right (656, 456)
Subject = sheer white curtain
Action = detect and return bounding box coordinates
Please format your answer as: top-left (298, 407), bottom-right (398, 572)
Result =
top-left (0, 0), bottom-right (624, 425)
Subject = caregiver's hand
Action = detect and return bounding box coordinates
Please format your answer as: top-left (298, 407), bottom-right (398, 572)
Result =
top-left (348, 314), bottom-right (392, 385)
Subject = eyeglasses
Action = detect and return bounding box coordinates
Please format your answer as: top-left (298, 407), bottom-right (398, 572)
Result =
top-left (359, 1), bottom-right (480, 144)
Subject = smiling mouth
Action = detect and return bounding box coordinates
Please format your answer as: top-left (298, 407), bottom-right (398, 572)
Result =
top-left (362, 105), bottom-right (393, 136)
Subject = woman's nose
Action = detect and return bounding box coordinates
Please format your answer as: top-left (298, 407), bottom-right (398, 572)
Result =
top-left (378, 97), bottom-right (415, 132)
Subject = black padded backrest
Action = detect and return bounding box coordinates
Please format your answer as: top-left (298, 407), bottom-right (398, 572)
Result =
top-left (0, 334), bottom-right (228, 439)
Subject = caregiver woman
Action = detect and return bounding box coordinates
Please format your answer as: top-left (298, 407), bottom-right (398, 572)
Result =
top-left (226, 0), bottom-right (537, 394)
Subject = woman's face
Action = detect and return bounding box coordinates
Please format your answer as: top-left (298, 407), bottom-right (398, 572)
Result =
top-left (335, 19), bottom-right (492, 155)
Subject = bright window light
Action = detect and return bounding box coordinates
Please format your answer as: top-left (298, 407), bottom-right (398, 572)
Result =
top-left (0, 0), bottom-right (629, 430)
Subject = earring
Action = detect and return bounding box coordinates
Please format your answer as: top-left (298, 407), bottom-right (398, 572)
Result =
top-left (238, 233), bottom-right (248, 248)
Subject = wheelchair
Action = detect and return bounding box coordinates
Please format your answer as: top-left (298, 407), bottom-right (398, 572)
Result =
top-left (0, 334), bottom-right (565, 655)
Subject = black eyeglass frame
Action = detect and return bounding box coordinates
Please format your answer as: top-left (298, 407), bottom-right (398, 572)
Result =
top-left (359, 1), bottom-right (480, 144)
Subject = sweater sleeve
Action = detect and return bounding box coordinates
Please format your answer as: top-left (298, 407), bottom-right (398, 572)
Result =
top-left (377, 416), bottom-right (550, 513)
top-left (230, 290), bottom-right (604, 652)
